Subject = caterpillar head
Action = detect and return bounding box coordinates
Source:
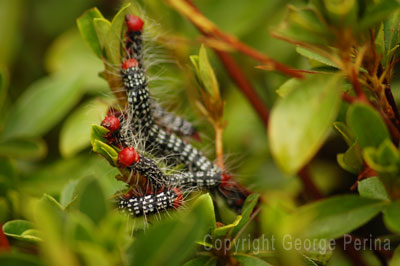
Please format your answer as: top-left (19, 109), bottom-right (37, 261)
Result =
top-left (118, 147), bottom-right (141, 167)
top-left (125, 14), bottom-right (144, 32)
top-left (101, 115), bottom-right (121, 132)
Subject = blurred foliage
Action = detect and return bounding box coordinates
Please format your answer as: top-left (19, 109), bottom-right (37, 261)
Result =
top-left (1, 0), bottom-right (400, 265)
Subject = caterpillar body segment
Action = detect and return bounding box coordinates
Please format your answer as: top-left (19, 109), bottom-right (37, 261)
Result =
top-left (118, 189), bottom-right (182, 217)
top-left (152, 101), bottom-right (198, 138)
top-left (121, 61), bottom-right (154, 133)
top-left (147, 124), bottom-right (218, 172)
top-left (168, 169), bottom-right (222, 189)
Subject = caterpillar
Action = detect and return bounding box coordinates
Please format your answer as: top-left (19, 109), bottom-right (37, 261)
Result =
top-left (124, 14), bottom-right (198, 139)
top-left (118, 146), bottom-right (222, 189)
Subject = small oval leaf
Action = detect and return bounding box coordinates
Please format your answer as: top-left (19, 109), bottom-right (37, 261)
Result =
top-left (269, 74), bottom-right (342, 174)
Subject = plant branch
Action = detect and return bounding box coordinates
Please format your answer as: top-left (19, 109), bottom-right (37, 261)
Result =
top-left (166, 0), bottom-right (304, 78)
top-left (215, 124), bottom-right (225, 170)
top-left (298, 166), bottom-right (323, 200)
top-left (215, 52), bottom-right (270, 126)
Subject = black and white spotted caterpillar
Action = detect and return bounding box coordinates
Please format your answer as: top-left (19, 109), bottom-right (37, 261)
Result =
top-left (117, 146), bottom-right (222, 190)
top-left (124, 15), bottom-right (198, 139)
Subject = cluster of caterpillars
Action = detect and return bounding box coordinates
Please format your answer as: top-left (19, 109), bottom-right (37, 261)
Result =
top-left (98, 14), bottom-right (250, 217)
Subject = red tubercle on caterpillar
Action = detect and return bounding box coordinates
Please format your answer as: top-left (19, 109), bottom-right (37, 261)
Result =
top-left (118, 147), bottom-right (140, 167)
top-left (125, 14), bottom-right (144, 32)
top-left (220, 173), bottom-right (233, 188)
top-left (122, 58), bottom-right (139, 70)
top-left (172, 188), bottom-right (183, 208)
top-left (101, 115), bottom-right (120, 132)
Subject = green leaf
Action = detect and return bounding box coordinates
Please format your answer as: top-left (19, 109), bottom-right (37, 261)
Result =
top-left (358, 177), bottom-right (390, 201)
top-left (303, 255), bottom-right (319, 266)
top-left (234, 254), bottom-right (273, 266)
top-left (126, 203), bottom-right (209, 266)
top-left (21, 155), bottom-right (119, 196)
top-left (92, 139), bottom-right (119, 166)
top-left (45, 30), bottom-right (108, 93)
top-left (276, 78), bottom-right (300, 98)
top-left (60, 179), bottom-right (79, 208)
top-left (33, 193), bottom-right (78, 266)
top-left (0, 252), bottom-right (43, 266)
top-left (91, 124), bottom-right (109, 146)
top-left (359, 0), bottom-right (400, 29)
top-left (0, 138), bottom-right (47, 160)
top-left (333, 121), bottom-right (354, 146)
top-left (296, 47), bottom-right (338, 68)
top-left (93, 18), bottom-right (111, 54)
top-left (183, 256), bottom-right (216, 266)
top-left (363, 140), bottom-right (399, 174)
top-left (384, 10), bottom-right (400, 60)
top-left (233, 193), bottom-right (259, 235)
top-left (60, 99), bottom-right (108, 158)
top-left (212, 215), bottom-right (242, 238)
top-left (1, 75), bottom-right (82, 141)
top-left (107, 3), bottom-right (132, 65)
top-left (77, 8), bottom-right (104, 58)
top-left (339, 142), bottom-right (363, 174)
top-left (295, 195), bottom-right (388, 239)
top-left (383, 201), bottom-right (400, 234)
top-left (191, 193), bottom-right (216, 231)
top-left (3, 220), bottom-right (41, 242)
top-left (389, 245), bottom-right (400, 266)
top-left (321, 0), bottom-right (358, 26)
top-left (39, 194), bottom-right (64, 211)
top-left (190, 55), bottom-right (200, 75)
top-left (275, 6), bottom-right (333, 46)
top-left (347, 103), bottom-right (390, 148)
top-left (269, 74), bottom-right (342, 174)
top-left (376, 139), bottom-right (399, 166)
top-left (72, 176), bottom-right (108, 224)
top-left (197, 45), bottom-right (220, 99)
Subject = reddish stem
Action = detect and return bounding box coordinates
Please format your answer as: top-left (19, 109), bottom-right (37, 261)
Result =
top-left (215, 52), bottom-right (270, 126)
top-left (298, 166), bottom-right (323, 200)
top-left (0, 223), bottom-right (10, 252)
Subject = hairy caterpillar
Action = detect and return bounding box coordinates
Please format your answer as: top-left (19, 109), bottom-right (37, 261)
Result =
top-left (124, 15), bottom-right (198, 138)
top-left (118, 146), bottom-right (222, 189)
